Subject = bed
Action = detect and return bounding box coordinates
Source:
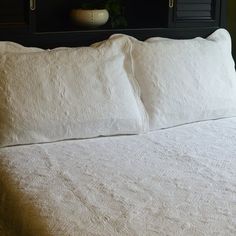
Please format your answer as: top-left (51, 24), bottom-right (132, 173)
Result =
top-left (0, 117), bottom-right (235, 236)
top-left (0, 20), bottom-right (236, 236)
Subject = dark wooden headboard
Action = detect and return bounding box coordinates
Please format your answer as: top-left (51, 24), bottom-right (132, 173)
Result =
top-left (0, 0), bottom-right (227, 49)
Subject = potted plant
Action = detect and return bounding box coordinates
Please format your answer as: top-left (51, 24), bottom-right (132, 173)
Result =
top-left (70, 0), bottom-right (127, 28)
top-left (104, 0), bottom-right (127, 28)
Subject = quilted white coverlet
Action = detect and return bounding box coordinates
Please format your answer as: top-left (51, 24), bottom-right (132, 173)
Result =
top-left (0, 118), bottom-right (236, 236)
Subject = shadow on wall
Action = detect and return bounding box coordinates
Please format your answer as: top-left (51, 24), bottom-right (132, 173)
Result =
top-left (228, 0), bottom-right (236, 60)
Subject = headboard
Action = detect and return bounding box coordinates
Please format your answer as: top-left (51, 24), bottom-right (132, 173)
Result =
top-left (0, 0), bottom-right (227, 49)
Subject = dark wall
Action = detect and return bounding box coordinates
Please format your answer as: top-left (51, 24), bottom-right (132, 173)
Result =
top-left (228, 0), bottom-right (236, 59)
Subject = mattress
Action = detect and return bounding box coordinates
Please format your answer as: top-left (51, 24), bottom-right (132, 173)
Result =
top-left (0, 118), bottom-right (236, 236)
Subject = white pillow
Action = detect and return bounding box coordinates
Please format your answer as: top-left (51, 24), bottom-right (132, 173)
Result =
top-left (129, 29), bottom-right (236, 130)
top-left (0, 41), bottom-right (43, 53)
top-left (0, 37), bottom-right (148, 147)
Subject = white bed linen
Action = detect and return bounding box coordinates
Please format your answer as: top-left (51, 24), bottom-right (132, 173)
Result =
top-left (129, 29), bottom-right (236, 130)
top-left (0, 118), bottom-right (236, 236)
top-left (0, 37), bottom-right (147, 147)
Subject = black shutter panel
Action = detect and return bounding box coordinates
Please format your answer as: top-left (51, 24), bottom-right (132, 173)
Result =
top-left (0, 0), bottom-right (26, 24)
top-left (176, 0), bottom-right (213, 20)
top-left (169, 0), bottom-right (221, 27)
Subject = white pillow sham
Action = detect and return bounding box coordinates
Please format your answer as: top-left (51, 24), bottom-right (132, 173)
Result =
top-left (128, 29), bottom-right (236, 130)
top-left (0, 37), bottom-right (148, 147)
top-left (0, 41), bottom-right (43, 53)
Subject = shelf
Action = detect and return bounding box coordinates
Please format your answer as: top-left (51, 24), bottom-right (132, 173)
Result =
top-left (34, 0), bottom-right (168, 33)
top-left (0, 0), bottom-right (227, 49)
top-left (0, 27), bottom-right (218, 49)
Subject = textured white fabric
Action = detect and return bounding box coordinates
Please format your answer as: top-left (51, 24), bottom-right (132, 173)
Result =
top-left (0, 37), bottom-right (147, 147)
top-left (129, 29), bottom-right (236, 130)
top-left (0, 41), bottom-right (43, 53)
top-left (0, 117), bottom-right (236, 236)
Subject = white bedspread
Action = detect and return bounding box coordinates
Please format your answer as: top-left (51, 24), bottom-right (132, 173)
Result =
top-left (0, 118), bottom-right (236, 236)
